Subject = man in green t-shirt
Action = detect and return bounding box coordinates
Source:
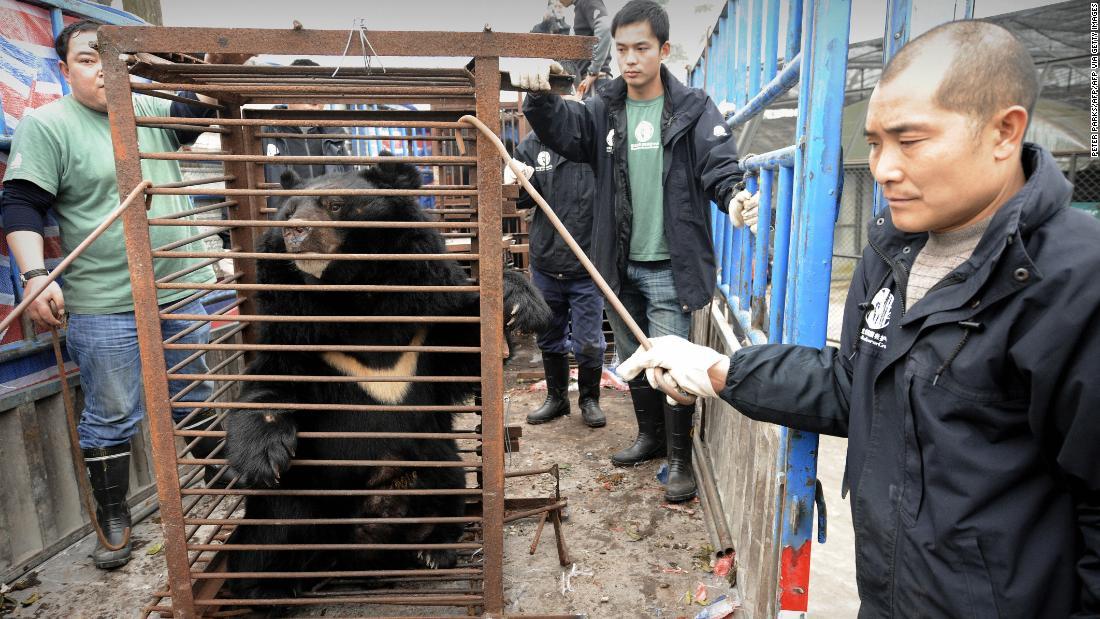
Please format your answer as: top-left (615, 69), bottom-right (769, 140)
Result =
top-left (0, 20), bottom-right (241, 569)
top-left (513, 0), bottom-right (743, 502)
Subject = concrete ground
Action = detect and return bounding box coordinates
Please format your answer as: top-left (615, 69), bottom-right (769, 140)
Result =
top-left (1, 337), bottom-right (860, 618)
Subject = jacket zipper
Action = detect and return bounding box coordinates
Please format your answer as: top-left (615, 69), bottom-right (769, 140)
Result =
top-left (869, 241), bottom-right (910, 316)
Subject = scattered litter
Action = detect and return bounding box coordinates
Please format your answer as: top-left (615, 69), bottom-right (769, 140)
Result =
top-left (661, 503), bottom-right (697, 516)
top-left (694, 582), bottom-right (709, 604)
top-left (146, 541), bottom-right (164, 556)
top-left (693, 593), bottom-right (741, 619)
top-left (599, 596), bottom-right (610, 603)
top-left (20, 592), bottom-right (41, 607)
top-left (661, 566), bottom-right (688, 575)
top-left (8, 572), bottom-right (40, 592)
top-left (527, 368), bottom-right (627, 392)
top-left (624, 522), bottom-right (643, 541)
top-left (559, 563), bottom-right (592, 595)
top-left (656, 463), bottom-right (669, 484)
top-left (595, 471), bottom-right (626, 491)
top-left (713, 553), bottom-right (735, 582)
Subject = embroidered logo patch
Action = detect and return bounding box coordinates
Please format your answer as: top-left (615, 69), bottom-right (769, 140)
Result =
top-left (713, 124), bottom-right (727, 137)
top-left (605, 128), bottom-right (615, 153)
top-left (859, 287), bottom-right (894, 350)
top-left (535, 150), bottom-right (553, 171)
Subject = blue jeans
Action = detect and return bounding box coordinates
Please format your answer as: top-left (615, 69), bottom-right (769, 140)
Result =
top-left (606, 260), bottom-right (692, 364)
top-left (531, 268), bottom-right (607, 369)
top-left (67, 299), bottom-right (214, 449)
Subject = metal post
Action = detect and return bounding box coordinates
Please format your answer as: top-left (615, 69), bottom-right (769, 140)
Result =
top-left (100, 42), bottom-right (197, 618)
top-left (473, 56), bottom-right (505, 617)
top-left (778, 0), bottom-right (852, 615)
top-left (751, 169), bottom-right (773, 325)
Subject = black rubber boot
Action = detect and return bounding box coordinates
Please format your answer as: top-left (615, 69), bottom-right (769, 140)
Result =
top-left (664, 402), bottom-right (698, 503)
top-left (577, 365), bottom-right (606, 428)
top-left (610, 377), bottom-right (666, 466)
top-left (527, 352), bottom-right (571, 424)
top-left (83, 443), bottom-right (133, 569)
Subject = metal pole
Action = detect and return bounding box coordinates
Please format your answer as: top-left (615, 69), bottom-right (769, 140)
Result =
top-left (473, 56), bottom-right (505, 618)
top-left (100, 40), bottom-right (197, 618)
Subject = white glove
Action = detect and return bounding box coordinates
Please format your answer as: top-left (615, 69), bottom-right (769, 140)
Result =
top-left (728, 190), bottom-right (760, 233)
top-left (505, 58), bottom-right (564, 91)
top-left (742, 194), bottom-right (760, 235)
top-left (615, 335), bottom-right (729, 401)
top-left (503, 159), bottom-right (534, 185)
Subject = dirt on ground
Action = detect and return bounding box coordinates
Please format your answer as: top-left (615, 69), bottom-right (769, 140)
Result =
top-left (1, 336), bottom-right (731, 618)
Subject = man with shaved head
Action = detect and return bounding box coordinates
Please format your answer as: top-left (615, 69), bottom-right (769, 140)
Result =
top-left (615, 20), bottom-right (1100, 616)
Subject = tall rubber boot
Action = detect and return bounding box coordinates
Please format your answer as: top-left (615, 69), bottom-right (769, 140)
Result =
top-left (664, 401), bottom-right (698, 502)
top-left (577, 365), bottom-right (606, 428)
top-left (610, 377), bottom-right (666, 466)
top-left (83, 443), bottom-right (133, 569)
top-left (527, 352), bottom-right (570, 424)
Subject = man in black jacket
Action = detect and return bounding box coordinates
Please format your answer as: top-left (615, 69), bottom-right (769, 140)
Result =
top-left (511, 128), bottom-right (607, 429)
top-left (560, 0), bottom-right (613, 98)
top-left (261, 59), bottom-right (351, 205)
top-left (511, 0), bottom-right (742, 502)
top-left (617, 21), bottom-right (1100, 616)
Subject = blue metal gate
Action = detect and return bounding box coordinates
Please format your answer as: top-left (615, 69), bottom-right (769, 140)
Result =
top-left (688, 0), bottom-right (851, 615)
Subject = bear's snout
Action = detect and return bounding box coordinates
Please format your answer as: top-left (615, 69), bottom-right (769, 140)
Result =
top-left (283, 224), bottom-right (311, 253)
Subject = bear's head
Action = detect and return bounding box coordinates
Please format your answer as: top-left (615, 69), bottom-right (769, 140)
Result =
top-left (275, 152), bottom-right (425, 279)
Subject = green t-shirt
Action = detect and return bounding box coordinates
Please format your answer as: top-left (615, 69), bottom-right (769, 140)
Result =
top-left (626, 95), bottom-right (667, 261)
top-left (3, 95), bottom-right (215, 314)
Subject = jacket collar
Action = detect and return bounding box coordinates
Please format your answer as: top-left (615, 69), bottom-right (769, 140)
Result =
top-left (866, 144), bottom-right (1073, 324)
top-left (597, 64), bottom-right (707, 139)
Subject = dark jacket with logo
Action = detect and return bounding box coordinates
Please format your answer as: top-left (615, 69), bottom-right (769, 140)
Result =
top-left (261, 117), bottom-right (351, 184)
top-left (522, 65), bottom-right (742, 312)
top-left (719, 145), bottom-right (1100, 617)
top-left (514, 131), bottom-right (596, 279)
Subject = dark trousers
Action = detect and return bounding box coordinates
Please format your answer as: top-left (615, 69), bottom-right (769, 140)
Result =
top-left (530, 268), bottom-right (606, 370)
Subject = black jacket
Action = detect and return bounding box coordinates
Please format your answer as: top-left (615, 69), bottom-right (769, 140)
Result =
top-left (523, 65), bottom-right (742, 311)
top-left (261, 120), bottom-right (351, 184)
top-left (720, 144), bottom-right (1100, 617)
top-left (514, 131), bottom-right (595, 279)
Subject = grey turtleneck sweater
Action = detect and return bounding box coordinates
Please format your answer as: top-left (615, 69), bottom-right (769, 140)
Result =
top-left (905, 217), bottom-right (992, 308)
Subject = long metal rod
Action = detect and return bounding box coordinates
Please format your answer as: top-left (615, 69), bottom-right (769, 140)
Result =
top-left (458, 115), bottom-right (693, 405)
top-left (136, 116), bottom-right (468, 128)
top-left (131, 82), bottom-right (477, 95)
top-left (147, 187), bottom-right (479, 196)
top-left (0, 181), bottom-right (151, 338)
top-left (140, 152), bottom-right (477, 165)
top-left (159, 313), bottom-right (480, 324)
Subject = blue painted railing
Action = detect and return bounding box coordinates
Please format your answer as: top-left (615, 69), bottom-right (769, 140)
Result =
top-left (690, 0), bottom-right (852, 613)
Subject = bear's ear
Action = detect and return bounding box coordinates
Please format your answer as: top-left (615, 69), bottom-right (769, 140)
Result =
top-left (361, 149), bottom-right (422, 189)
top-left (280, 169), bottom-right (303, 190)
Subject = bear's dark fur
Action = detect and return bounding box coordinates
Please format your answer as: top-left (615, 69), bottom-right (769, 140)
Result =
top-left (223, 156), bottom-right (551, 599)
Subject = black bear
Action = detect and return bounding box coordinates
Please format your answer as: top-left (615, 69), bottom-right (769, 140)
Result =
top-left (222, 155), bottom-right (551, 599)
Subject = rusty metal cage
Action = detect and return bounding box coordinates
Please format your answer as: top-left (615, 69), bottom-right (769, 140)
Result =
top-left (94, 26), bottom-right (592, 618)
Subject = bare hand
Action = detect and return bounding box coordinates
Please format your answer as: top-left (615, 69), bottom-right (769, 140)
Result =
top-left (576, 74), bottom-right (598, 98)
top-left (23, 277), bottom-right (65, 329)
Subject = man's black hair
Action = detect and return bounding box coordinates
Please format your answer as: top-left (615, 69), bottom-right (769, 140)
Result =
top-left (55, 19), bottom-right (98, 62)
top-left (611, 0), bottom-right (670, 46)
top-left (881, 20), bottom-right (1038, 123)
top-left (290, 58), bottom-right (319, 67)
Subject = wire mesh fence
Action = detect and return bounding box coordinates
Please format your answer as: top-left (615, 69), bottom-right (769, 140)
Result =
top-left (827, 151), bottom-right (1097, 344)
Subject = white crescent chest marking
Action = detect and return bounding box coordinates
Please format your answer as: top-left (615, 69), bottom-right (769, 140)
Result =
top-left (321, 328), bottom-right (428, 404)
